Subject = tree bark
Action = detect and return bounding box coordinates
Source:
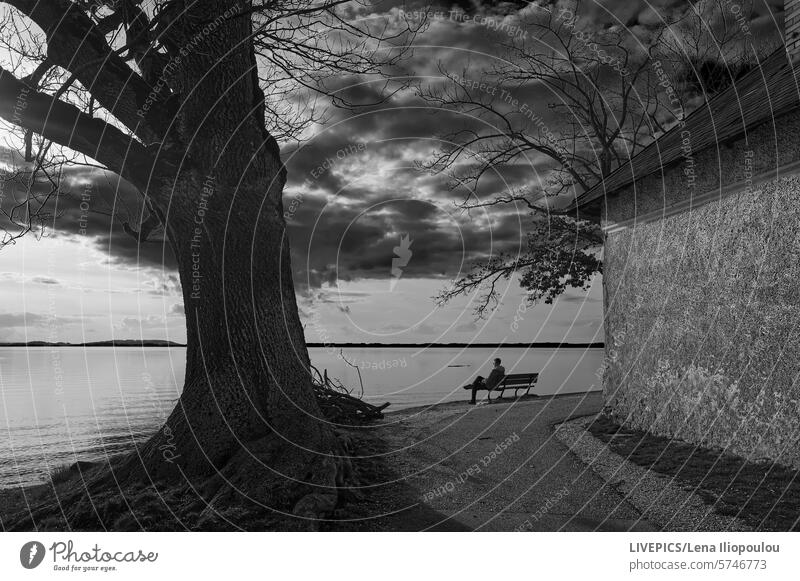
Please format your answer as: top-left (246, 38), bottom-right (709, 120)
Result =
top-left (125, 171), bottom-right (342, 512)
top-left (0, 1), bottom-right (348, 519)
top-left (110, 2), bottom-right (344, 514)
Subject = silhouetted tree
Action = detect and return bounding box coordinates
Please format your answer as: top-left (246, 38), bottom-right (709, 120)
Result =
top-left (0, 0), bottom-right (416, 524)
top-left (423, 0), bottom-right (775, 316)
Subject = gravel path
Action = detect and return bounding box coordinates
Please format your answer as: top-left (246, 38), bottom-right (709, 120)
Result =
top-left (372, 392), bottom-right (660, 531)
top-left (553, 416), bottom-right (751, 532)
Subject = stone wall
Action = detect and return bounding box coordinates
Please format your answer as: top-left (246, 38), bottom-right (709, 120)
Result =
top-left (602, 110), bottom-right (800, 468)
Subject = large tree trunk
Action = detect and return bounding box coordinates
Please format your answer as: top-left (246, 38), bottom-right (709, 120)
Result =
top-left (115, 2), bottom-right (344, 515)
top-left (0, 1), bottom-right (356, 528)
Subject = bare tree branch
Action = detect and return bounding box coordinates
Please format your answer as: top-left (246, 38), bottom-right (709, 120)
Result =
top-left (423, 0), bottom-right (774, 315)
top-left (0, 66), bottom-right (156, 184)
top-left (4, 0), bottom-right (164, 141)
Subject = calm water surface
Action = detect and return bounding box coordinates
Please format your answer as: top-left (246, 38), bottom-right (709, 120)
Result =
top-left (0, 346), bottom-right (602, 487)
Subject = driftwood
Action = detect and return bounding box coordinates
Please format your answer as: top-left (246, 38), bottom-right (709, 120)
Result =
top-left (339, 349), bottom-right (364, 398)
top-left (311, 365), bottom-right (389, 425)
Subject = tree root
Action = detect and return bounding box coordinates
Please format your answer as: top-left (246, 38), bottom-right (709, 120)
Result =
top-left (3, 379), bottom-right (383, 531)
top-left (312, 368), bottom-right (390, 425)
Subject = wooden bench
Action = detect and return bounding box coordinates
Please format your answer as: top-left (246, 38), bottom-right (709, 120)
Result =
top-left (487, 373), bottom-right (539, 401)
top-left (462, 373), bottom-right (539, 401)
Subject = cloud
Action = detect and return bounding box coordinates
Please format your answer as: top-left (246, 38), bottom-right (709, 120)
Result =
top-left (0, 0), bottom-right (781, 300)
top-left (0, 312), bottom-right (82, 327)
top-left (411, 323), bottom-right (438, 335)
top-left (455, 321), bottom-right (478, 332)
top-left (0, 311), bottom-right (87, 342)
top-left (556, 294), bottom-right (603, 304)
top-left (141, 274), bottom-right (182, 296)
top-left (30, 276), bottom-right (61, 285)
top-left (115, 315), bottom-right (174, 333)
top-left (0, 312), bottom-right (51, 327)
top-left (0, 154), bottom-right (176, 270)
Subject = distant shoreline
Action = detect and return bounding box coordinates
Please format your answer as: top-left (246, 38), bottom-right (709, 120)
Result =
top-left (0, 341), bottom-right (604, 349)
top-left (0, 340), bottom-right (185, 348)
top-left (308, 342), bottom-right (604, 349)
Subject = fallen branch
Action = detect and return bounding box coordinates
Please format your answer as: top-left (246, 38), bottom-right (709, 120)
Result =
top-left (339, 349), bottom-right (364, 398)
top-left (310, 364), bottom-right (388, 425)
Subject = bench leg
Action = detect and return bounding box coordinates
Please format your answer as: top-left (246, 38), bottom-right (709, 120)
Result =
top-left (514, 385), bottom-right (532, 398)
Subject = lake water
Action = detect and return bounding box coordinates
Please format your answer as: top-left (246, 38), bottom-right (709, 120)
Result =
top-left (0, 346), bottom-right (602, 488)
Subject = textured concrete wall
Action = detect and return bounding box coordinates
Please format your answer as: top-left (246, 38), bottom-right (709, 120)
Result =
top-left (602, 110), bottom-right (800, 468)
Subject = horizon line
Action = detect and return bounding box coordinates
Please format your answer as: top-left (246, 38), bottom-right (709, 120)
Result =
top-left (0, 340), bottom-right (604, 349)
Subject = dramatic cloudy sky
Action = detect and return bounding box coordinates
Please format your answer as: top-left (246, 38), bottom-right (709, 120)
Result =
top-left (0, 0), bottom-right (783, 343)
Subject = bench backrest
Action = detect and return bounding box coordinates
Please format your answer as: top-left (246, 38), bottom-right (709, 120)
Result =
top-left (499, 373), bottom-right (538, 387)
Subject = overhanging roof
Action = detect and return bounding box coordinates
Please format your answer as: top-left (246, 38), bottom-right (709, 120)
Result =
top-left (567, 49), bottom-right (800, 213)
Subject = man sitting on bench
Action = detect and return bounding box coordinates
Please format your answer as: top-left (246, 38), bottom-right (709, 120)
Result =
top-left (465, 358), bottom-right (505, 405)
